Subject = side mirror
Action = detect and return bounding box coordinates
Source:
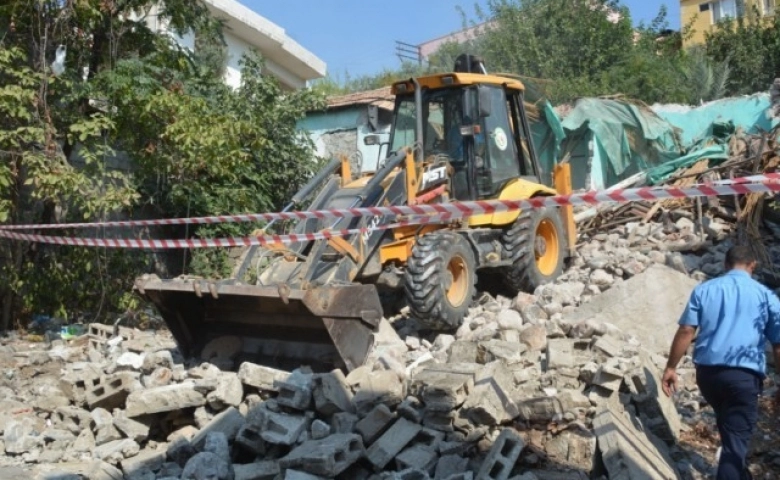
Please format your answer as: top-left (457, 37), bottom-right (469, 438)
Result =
top-left (364, 134), bottom-right (381, 146)
top-left (477, 85), bottom-right (492, 118)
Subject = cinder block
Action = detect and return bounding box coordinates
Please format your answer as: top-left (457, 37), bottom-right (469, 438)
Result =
top-left (261, 411), bottom-right (309, 446)
top-left (475, 429), bottom-right (525, 480)
top-left (279, 433), bottom-right (365, 477)
top-left (233, 460), bottom-right (279, 480)
top-left (413, 428), bottom-right (445, 450)
top-left (235, 424), bottom-right (266, 455)
top-left (395, 444), bottom-right (439, 473)
top-left (284, 471), bottom-right (327, 480)
top-left (422, 410), bottom-right (455, 432)
top-left (60, 367), bottom-right (102, 405)
top-left (125, 383), bottom-right (206, 417)
top-left (410, 369), bottom-right (473, 412)
top-left (313, 369), bottom-right (355, 415)
top-left (355, 404), bottom-right (396, 445)
top-left (275, 370), bottom-right (313, 411)
top-left (367, 418), bottom-right (422, 470)
top-left (331, 412), bottom-right (359, 434)
top-left (85, 373), bottom-right (135, 410)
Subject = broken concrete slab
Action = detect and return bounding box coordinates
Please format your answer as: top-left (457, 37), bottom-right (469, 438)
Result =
top-left (625, 354), bottom-right (682, 445)
top-left (563, 264), bottom-right (697, 354)
top-left (237, 362), bottom-right (289, 392)
top-left (190, 406), bottom-right (245, 450)
top-left (592, 405), bottom-right (679, 480)
top-left (355, 404), bottom-right (396, 445)
top-left (395, 444), bottom-right (439, 474)
top-left (312, 369), bottom-right (354, 415)
top-left (125, 383), bottom-right (206, 417)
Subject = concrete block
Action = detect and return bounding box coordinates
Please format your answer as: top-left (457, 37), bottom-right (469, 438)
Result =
top-left (367, 418), bottom-right (422, 470)
top-left (395, 444), bottom-right (439, 473)
top-left (442, 474), bottom-right (473, 480)
top-left (475, 429), bottom-right (525, 480)
top-left (591, 364), bottom-right (624, 392)
top-left (593, 335), bottom-right (623, 358)
top-left (462, 371), bottom-right (519, 426)
top-left (331, 411), bottom-right (359, 434)
top-left (380, 468), bottom-right (432, 480)
top-left (545, 339), bottom-right (577, 370)
top-left (190, 406), bottom-right (245, 450)
top-left (279, 433), bottom-right (365, 477)
top-left (312, 369), bottom-right (354, 415)
top-left (275, 369), bottom-right (314, 411)
top-left (233, 461), bottom-right (279, 480)
top-left (422, 410), bottom-right (454, 432)
top-left (235, 424), bottom-right (266, 455)
top-left (515, 396), bottom-right (562, 423)
top-left (413, 428), bottom-right (445, 450)
top-left (237, 362), bottom-right (289, 392)
top-left (434, 454), bottom-right (469, 480)
top-left (125, 383), bottom-right (206, 417)
top-left (592, 405), bottom-right (679, 480)
top-left (60, 366), bottom-right (102, 405)
top-left (85, 373), bottom-right (136, 410)
top-left (355, 404), bottom-right (396, 445)
top-left (260, 411), bottom-right (309, 446)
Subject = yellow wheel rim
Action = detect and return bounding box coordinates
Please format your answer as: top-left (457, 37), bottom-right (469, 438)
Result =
top-left (446, 255), bottom-right (468, 306)
top-left (535, 219), bottom-right (560, 276)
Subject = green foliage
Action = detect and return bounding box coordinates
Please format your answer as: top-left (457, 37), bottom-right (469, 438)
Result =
top-left (705, 6), bottom-right (780, 96)
top-left (0, 0), bottom-right (323, 329)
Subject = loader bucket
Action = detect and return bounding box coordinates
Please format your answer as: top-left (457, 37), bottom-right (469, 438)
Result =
top-left (134, 277), bottom-right (383, 372)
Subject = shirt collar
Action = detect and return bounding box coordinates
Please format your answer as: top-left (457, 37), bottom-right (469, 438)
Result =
top-left (727, 269), bottom-right (752, 279)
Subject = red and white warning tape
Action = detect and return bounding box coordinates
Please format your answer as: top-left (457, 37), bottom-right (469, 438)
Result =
top-left (0, 177), bottom-right (778, 249)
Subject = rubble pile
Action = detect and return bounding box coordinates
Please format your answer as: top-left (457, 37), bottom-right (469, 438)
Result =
top-left (5, 222), bottom-right (770, 480)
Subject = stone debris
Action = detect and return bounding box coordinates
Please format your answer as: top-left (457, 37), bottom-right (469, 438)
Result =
top-left (3, 225), bottom-right (758, 480)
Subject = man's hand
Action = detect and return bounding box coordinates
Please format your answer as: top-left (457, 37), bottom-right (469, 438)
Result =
top-left (662, 367), bottom-right (678, 397)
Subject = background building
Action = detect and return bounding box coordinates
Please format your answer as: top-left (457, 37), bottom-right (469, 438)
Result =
top-left (681, 0), bottom-right (776, 46)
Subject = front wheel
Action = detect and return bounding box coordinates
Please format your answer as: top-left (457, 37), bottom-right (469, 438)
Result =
top-left (404, 232), bottom-right (476, 330)
top-left (500, 207), bottom-right (566, 293)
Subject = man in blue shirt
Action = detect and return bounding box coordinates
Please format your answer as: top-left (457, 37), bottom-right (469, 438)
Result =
top-left (662, 245), bottom-right (780, 479)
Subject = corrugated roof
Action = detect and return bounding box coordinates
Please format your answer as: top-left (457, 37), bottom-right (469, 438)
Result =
top-left (327, 87), bottom-right (394, 111)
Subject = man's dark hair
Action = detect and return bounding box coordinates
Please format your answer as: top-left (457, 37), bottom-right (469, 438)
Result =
top-left (725, 245), bottom-right (757, 268)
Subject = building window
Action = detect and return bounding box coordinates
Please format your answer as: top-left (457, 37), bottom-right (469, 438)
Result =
top-left (711, 0), bottom-right (745, 23)
top-left (700, 3), bottom-right (710, 12)
top-left (764, 0), bottom-right (776, 15)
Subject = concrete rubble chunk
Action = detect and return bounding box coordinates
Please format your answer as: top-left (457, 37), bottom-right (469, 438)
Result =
top-left (180, 451), bottom-right (233, 480)
top-left (120, 449), bottom-right (166, 476)
top-left (448, 341), bottom-right (479, 363)
top-left (92, 407), bottom-right (122, 445)
top-left (310, 419), bottom-right (331, 440)
top-left (563, 264), bottom-right (697, 354)
top-left (112, 409), bottom-right (150, 443)
top-left (279, 433), bottom-right (365, 477)
top-left (93, 438), bottom-right (140, 464)
top-left (237, 362), bottom-right (289, 392)
top-left (593, 335), bottom-right (624, 358)
top-left (477, 340), bottom-right (526, 364)
top-left (235, 424), bottom-right (266, 455)
top-left (367, 417), bottom-right (423, 470)
top-left (462, 364), bottom-right (519, 426)
top-left (625, 354), bottom-right (682, 445)
top-left (356, 404), bottom-right (396, 445)
top-left (592, 405), bottom-right (679, 480)
top-left (125, 383), bottom-right (206, 417)
top-left (518, 325), bottom-right (547, 352)
top-left (545, 339), bottom-right (578, 370)
top-left (353, 370), bottom-right (405, 414)
top-left (274, 368), bottom-right (314, 410)
top-left (233, 461), bottom-right (279, 480)
top-left (331, 411), bottom-right (359, 434)
top-left (207, 372), bottom-right (244, 410)
top-left (284, 470), bottom-right (326, 480)
top-left (410, 368), bottom-right (473, 412)
top-left (312, 369), bottom-right (355, 415)
top-left (3, 417), bottom-right (41, 454)
top-left (191, 406), bottom-right (245, 450)
top-left (434, 454), bottom-right (470, 480)
top-left (475, 429), bottom-right (525, 480)
top-left (395, 444), bottom-right (439, 474)
top-left (260, 410), bottom-right (309, 446)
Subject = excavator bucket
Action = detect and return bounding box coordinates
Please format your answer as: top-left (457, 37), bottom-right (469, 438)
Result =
top-left (135, 277), bottom-right (383, 372)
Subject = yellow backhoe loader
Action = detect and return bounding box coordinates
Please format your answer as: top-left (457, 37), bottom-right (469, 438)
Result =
top-left (135, 55), bottom-right (577, 372)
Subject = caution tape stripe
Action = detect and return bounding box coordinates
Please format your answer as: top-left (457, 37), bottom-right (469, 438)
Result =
top-left (1, 179), bottom-right (779, 248)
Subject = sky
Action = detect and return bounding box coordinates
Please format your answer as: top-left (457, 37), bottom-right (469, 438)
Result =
top-left (251, 1), bottom-right (681, 80)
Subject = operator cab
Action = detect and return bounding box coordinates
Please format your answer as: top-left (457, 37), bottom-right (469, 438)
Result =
top-left (384, 55), bottom-right (543, 201)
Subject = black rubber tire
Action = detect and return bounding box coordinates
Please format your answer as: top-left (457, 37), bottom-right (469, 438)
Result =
top-left (403, 232), bottom-right (477, 330)
top-left (500, 207), bottom-right (566, 294)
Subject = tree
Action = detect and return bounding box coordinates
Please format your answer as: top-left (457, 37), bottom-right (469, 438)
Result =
top-left (705, 6), bottom-right (780, 96)
top-left (0, 1), bottom-right (323, 329)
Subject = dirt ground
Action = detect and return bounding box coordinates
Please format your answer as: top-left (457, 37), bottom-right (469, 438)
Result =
top-left (679, 377), bottom-right (780, 479)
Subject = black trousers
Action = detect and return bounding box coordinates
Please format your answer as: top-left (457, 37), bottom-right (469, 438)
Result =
top-left (696, 365), bottom-right (762, 480)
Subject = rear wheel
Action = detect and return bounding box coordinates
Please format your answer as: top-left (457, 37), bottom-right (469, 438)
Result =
top-left (404, 232), bottom-right (476, 330)
top-left (500, 207), bottom-right (566, 293)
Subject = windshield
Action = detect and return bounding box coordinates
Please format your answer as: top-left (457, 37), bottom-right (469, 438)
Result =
top-left (389, 89), bottom-right (465, 160)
